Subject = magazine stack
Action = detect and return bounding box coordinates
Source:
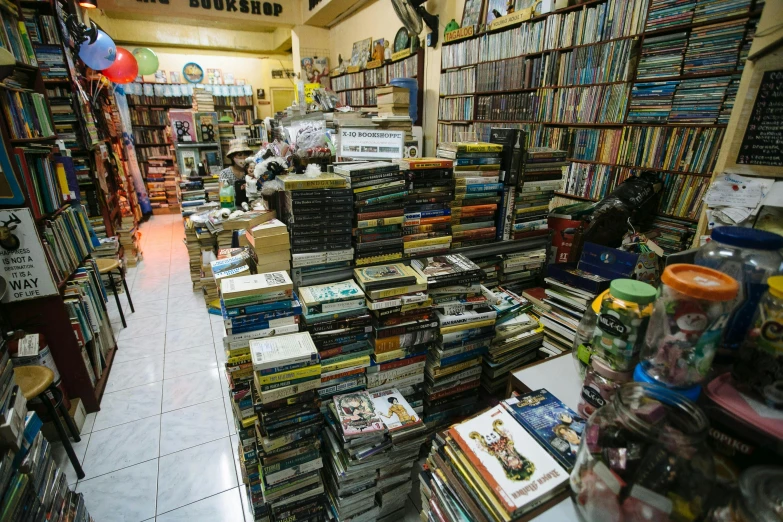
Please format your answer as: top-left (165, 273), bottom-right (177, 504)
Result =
top-left (409, 255), bottom-right (487, 427)
top-left (299, 279), bottom-right (372, 401)
top-left (323, 388), bottom-right (426, 521)
top-left (353, 263), bottom-right (434, 408)
top-left (514, 148), bottom-right (567, 240)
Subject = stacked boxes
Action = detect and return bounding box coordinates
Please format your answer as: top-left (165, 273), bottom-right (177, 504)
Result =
top-left (245, 219), bottom-right (292, 274)
top-left (515, 148), bottom-right (567, 239)
top-left (398, 158), bottom-right (454, 257)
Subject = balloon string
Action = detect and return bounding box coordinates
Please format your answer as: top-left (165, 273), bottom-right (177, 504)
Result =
top-left (93, 81), bottom-right (106, 105)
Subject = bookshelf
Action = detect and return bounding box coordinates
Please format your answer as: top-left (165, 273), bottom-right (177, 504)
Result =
top-left (437, 0), bottom-right (764, 224)
top-left (331, 49), bottom-right (424, 125)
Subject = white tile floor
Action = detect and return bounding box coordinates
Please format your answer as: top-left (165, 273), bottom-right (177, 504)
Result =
top-left (48, 214), bottom-right (421, 521)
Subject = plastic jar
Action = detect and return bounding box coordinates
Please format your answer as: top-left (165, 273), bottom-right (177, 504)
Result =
top-left (591, 279), bottom-right (657, 372)
top-left (709, 466), bottom-right (783, 522)
top-left (732, 275), bottom-right (783, 408)
top-left (577, 356), bottom-right (634, 419)
top-left (695, 227), bottom-right (783, 352)
top-left (640, 264), bottom-right (739, 388)
top-left (570, 382), bottom-right (715, 522)
top-left (573, 289), bottom-right (609, 379)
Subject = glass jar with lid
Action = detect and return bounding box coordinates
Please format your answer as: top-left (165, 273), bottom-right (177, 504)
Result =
top-left (695, 226), bottom-right (783, 352)
top-left (570, 382), bottom-right (715, 522)
top-left (577, 356), bottom-right (634, 419)
top-left (573, 289), bottom-right (609, 379)
top-left (709, 466), bottom-right (783, 522)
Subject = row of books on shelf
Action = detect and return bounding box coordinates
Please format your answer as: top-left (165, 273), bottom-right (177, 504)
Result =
top-left (336, 89), bottom-right (375, 107)
top-left (213, 94), bottom-right (253, 107)
top-left (40, 205), bottom-right (95, 286)
top-left (32, 45), bottom-right (66, 80)
top-left (0, 6), bottom-right (37, 68)
top-left (129, 107), bottom-right (169, 127)
top-left (125, 94), bottom-right (192, 107)
top-left (627, 75), bottom-right (736, 124)
top-left (135, 145), bottom-right (170, 161)
top-left (21, 10), bottom-right (60, 46)
top-left (12, 148), bottom-right (78, 219)
top-left (646, 0), bottom-right (753, 31)
top-left (0, 89), bottom-right (54, 140)
top-left (132, 127), bottom-right (168, 145)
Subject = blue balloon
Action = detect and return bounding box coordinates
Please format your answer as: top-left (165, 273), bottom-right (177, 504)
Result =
top-left (78, 30), bottom-right (116, 71)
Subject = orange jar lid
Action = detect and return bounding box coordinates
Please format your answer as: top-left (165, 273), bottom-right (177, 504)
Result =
top-left (661, 264), bottom-right (739, 301)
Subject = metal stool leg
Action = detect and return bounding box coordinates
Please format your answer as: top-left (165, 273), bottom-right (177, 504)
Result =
top-left (108, 270), bottom-right (126, 328)
top-left (50, 388), bottom-right (81, 442)
top-left (42, 389), bottom-right (85, 480)
top-left (120, 269), bottom-right (134, 313)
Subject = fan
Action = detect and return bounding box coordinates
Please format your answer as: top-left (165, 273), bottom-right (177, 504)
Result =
top-left (392, 0), bottom-right (440, 48)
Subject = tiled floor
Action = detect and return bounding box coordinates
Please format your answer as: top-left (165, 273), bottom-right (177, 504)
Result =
top-left (50, 214), bottom-right (421, 521)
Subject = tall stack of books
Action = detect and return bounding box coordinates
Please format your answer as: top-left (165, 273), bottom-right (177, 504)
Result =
top-left (353, 264), bottom-right (433, 403)
top-left (251, 331), bottom-right (324, 522)
top-left (496, 247), bottom-right (548, 292)
top-left (398, 158), bottom-right (454, 257)
top-left (410, 255), bottom-right (487, 428)
top-left (298, 279), bottom-right (372, 401)
top-left (437, 142), bottom-right (504, 249)
top-left (244, 218), bottom-right (292, 274)
top-left (515, 147), bottom-right (566, 239)
top-left (322, 388), bottom-right (426, 521)
top-left (277, 173), bottom-right (354, 277)
top-left (333, 162), bottom-right (407, 266)
top-left (375, 85), bottom-right (409, 117)
top-left (116, 215), bottom-right (141, 267)
top-left (179, 178), bottom-right (206, 212)
top-left (636, 33), bottom-right (687, 79)
top-left (210, 247), bottom-right (257, 292)
top-left (480, 286), bottom-right (543, 395)
top-left (536, 276), bottom-right (598, 355)
top-left (626, 81), bottom-right (678, 123)
top-left (184, 218), bottom-right (202, 288)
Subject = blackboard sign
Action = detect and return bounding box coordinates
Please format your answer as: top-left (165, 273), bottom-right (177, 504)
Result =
top-left (737, 69), bottom-right (783, 167)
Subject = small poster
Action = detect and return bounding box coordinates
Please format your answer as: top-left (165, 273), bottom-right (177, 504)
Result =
top-left (154, 70), bottom-right (168, 83)
top-left (350, 38), bottom-right (372, 67)
top-left (225, 72), bottom-right (235, 85)
top-left (339, 128), bottom-right (404, 159)
top-left (206, 68), bottom-right (223, 85)
top-left (169, 71), bottom-right (181, 83)
top-left (0, 208), bottom-right (57, 302)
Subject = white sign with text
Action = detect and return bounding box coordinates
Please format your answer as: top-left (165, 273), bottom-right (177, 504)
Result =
top-left (339, 129), bottom-right (404, 159)
top-left (0, 208), bottom-right (58, 302)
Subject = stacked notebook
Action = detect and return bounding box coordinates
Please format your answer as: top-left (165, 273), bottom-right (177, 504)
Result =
top-left (626, 81), bottom-right (678, 123)
top-left (333, 162), bottom-right (407, 266)
top-left (322, 389), bottom-right (427, 521)
top-left (496, 247), bottom-right (548, 293)
top-left (250, 332), bottom-right (325, 522)
top-left (515, 148), bottom-right (566, 240)
top-left (410, 254), bottom-right (487, 427)
top-left (244, 217), bottom-right (292, 274)
top-left (299, 279), bottom-right (372, 401)
top-left (398, 158), bottom-right (455, 257)
top-left (354, 263), bottom-right (433, 407)
top-left (437, 142), bottom-right (504, 249)
top-left (537, 277), bottom-right (598, 355)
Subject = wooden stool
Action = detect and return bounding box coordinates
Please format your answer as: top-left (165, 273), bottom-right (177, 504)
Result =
top-left (14, 366), bottom-right (85, 479)
top-left (96, 258), bottom-right (134, 328)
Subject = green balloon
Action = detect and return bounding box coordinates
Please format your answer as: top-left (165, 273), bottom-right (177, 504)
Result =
top-left (133, 47), bottom-right (159, 76)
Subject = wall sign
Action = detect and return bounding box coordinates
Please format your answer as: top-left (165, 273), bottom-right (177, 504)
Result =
top-left (0, 208), bottom-right (57, 303)
top-left (339, 129), bottom-right (404, 159)
top-left (737, 69), bottom-right (783, 167)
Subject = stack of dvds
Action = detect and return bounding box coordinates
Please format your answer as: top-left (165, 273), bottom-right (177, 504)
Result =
top-left (299, 279), bottom-right (373, 401)
top-left (333, 162), bottom-right (407, 266)
top-left (322, 388), bottom-right (426, 521)
top-left (251, 331), bottom-right (325, 522)
top-left (515, 148), bottom-right (567, 240)
top-left (409, 254), bottom-right (487, 427)
top-left (398, 158), bottom-right (455, 257)
top-left (636, 33), bottom-right (687, 79)
top-left (436, 142), bottom-right (504, 248)
top-left (480, 286), bottom-right (543, 394)
top-left (277, 173), bottom-right (354, 278)
top-left (626, 81), bottom-right (679, 123)
top-left (354, 263), bottom-right (434, 406)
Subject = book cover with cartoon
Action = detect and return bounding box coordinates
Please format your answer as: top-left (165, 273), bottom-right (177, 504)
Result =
top-left (332, 391), bottom-right (385, 438)
top-left (369, 389), bottom-right (421, 432)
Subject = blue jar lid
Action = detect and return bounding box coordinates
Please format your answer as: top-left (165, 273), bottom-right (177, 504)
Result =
top-left (710, 226), bottom-right (783, 250)
top-left (633, 364), bottom-right (701, 402)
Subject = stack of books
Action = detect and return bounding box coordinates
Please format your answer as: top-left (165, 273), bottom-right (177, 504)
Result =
top-left (250, 331), bottom-right (324, 522)
top-left (669, 76), bottom-right (730, 124)
top-left (277, 173), bottom-right (354, 276)
top-left (644, 0), bottom-right (694, 31)
top-left (481, 286), bottom-right (543, 394)
top-left (410, 255), bottom-right (486, 427)
top-left (683, 19), bottom-right (746, 75)
top-left (333, 162), bottom-right (407, 266)
top-left (32, 45), bottom-right (67, 80)
top-left (692, 0), bottom-right (751, 23)
top-left (626, 81), bottom-right (679, 123)
top-left (644, 216), bottom-right (697, 255)
top-left (636, 33), bottom-right (687, 79)
top-left (244, 218), bottom-right (291, 274)
top-left (298, 279), bottom-right (372, 401)
top-left (210, 246), bottom-right (257, 289)
top-left (375, 85), bottom-right (409, 118)
top-left (322, 388), bottom-right (425, 521)
top-left (496, 247), bottom-right (548, 292)
top-left (539, 276), bottom-right (598, 354)
top-left (354, 263), bottom-right (433, 404)
top-left (515, 148), bottom-right (566, 240)
top-left (192, 88), bottom-right (215, 112)
top-left (437, 142), bottom-right (504, 249)
top-left (179, 178), bottom-right (206, 210)
top-left (117, 215), bottom-right (142, 267)
top-left (398, 158), bottom-right (454, 257)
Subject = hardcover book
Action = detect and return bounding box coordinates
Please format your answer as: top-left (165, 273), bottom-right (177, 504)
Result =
top-left (353, 263), bottom-right (417, 291)
top-left (410, 254), bottom-right (483, 288)
top-left (223, 209), bottom-right (276, 231)
top-left (449, 405), bottom-right (568, 517)
top-left (221, 271), bottom-right (293, 300)
top-left (298, 280), bottom-right (365, 307)
top-left (502, 388), bottom-right (586, 472)
top-left (332, 390), bottom-right (385, 439)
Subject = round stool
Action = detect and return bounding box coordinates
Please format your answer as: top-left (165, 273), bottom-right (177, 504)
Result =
top-left (96, 258), bottom-right (135, 328)
top-left (14, 366), bottom-right (85, 479)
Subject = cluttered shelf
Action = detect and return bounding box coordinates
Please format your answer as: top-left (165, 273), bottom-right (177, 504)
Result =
top-left (56, 254), bottom-right (91, 292)
top-left (10, 135), bottom-right (58, 143)
top-left (437, 119), bottom-right (729, 129)
top-left (554, 191), bottom-right (703, 224)
top-left (565, 159), bottom-right (714, 178)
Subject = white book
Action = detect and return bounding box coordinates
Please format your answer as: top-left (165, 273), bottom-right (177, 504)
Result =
top-left (221, 271), bottom-right (293, 300)
top-left (258, 376), bottom-right (321, 404)
top-left (250, 331), bottom-right (318, 371)
top-left (437, 308), bottom-right (498, 327)
top-left (222, 322), bottom-right (300, 349)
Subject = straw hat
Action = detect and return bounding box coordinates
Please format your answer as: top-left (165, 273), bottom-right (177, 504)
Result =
top-left (226, 138), bottom-right (252, 159)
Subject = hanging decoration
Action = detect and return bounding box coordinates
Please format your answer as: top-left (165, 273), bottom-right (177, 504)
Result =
top-left (78, 30), bottom-right (116, 71)
top-left (132, 47), bottom-right (159, 76)
top-left (102, 47), bottom-right (138, 84)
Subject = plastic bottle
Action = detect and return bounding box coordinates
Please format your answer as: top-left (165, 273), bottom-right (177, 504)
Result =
top-left (219, 181), bottom-right (235, 210)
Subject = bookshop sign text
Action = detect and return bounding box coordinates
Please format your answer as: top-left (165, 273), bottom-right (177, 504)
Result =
top-left (0, 209), bottom-right (57, 303)
top-left (108, 0), bottom-right (299, 25)
top-left (136, 0), bottom-right (283, 17)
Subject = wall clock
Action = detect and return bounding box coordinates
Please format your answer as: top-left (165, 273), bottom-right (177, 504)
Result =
top-left (393, 28), bottom-right (410, 53)
top-left (183, 62), bottom-right (204, 84)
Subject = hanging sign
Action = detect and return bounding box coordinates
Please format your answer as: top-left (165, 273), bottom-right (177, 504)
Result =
top-left (100, 0), bottom-right (299, 26)
top-left (339, 129), bottom-right (405, 159)
top-left (0, 208), bottom-right (58, 303)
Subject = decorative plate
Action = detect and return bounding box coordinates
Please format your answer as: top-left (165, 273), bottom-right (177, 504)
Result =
top-left (393, 27), bottom-right (410, 53)
top-left (182, 62), bottom-right (204, 84)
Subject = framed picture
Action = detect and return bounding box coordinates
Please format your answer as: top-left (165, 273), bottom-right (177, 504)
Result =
top-left (224, 72), bottom-right (235, 85)
top-left (169, 71), bottom-right (181, 83)
top-left (350, 38), bottom-right (372, 67)
top-left (183, 62), bottom-right (204, 84)
top-left (484, 0), bottom-right (506, 23)
top-left (0, 141), bottom-right (26, 206)
top-left (393, 28), bottom-right (410, 53)
top-left (301, 57), bottom-right (331, 89)
top-left (206, 68), bottom-right (223, 85)
top-left (371, 39), bottom-right (385, 62)
top-left (154, 70), bottom-right (167, 83)
top-left (462, 0), bottom-right (485, 26)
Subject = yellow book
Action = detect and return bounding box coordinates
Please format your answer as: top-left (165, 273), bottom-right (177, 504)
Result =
top-left (255, 364), bottom-right (321, 386)
top-left (440, 142), bottom-right (503, 153)
top-left (429, 356), bottom-right (482, 377)
top-left (321, 355), bottom-right (371, 374)
top-left (55, 163), bottom-right (71, 201)
top-left (367, 275), bottom-right (427, 300)
top-left (354, 180), bottom-right (405, 193)
top-left (357, 216), bottom-right (404, 228)
top-left (439, 318), bottom-right (496, 335)
top-left (225, 346), bottom-right (251, 359)
top-left (240, 415), bottom-right (257, 429)
top-left (355, 252), bottom-right (403, 266)
top-left (404, 236), bottom-right (451, 250)
top-left (278, 173), bottom-right (347, 191)
top-left (444, 444), bottom-right (511, 522)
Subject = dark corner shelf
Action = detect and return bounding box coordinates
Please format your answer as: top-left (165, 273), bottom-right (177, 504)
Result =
top-left (93, 346), bottom-right (116, 404)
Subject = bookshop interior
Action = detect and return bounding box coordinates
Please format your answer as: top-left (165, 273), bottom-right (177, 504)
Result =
top-left (0, 0), bottom-right (781, 519)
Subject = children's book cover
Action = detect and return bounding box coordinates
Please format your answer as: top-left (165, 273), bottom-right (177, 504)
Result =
top-left (332, 391), bottom-right (385, 438)
top-left (369, 388), bottom-right (421, 431)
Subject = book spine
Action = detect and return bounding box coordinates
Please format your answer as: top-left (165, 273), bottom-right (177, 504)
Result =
top-left (258, 378), bottom-right (321, 404)
top-left (256, 364), bottom-right (321, 386)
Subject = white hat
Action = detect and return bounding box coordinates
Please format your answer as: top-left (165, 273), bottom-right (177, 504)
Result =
top-left (226, 138), bottom-right (252, 159)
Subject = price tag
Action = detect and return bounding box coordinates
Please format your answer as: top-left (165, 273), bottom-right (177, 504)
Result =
top-left (18, 334), bottom-right (39, 357)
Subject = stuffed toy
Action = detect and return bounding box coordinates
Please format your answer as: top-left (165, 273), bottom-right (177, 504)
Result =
top-left (254, 156), bottom-right (288, 198)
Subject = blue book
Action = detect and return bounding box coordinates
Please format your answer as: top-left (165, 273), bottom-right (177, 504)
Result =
top-left (228, 306), bottom-right (302, 328)
top-left (503, 388), bottom-right (586, 472)
top-left (222, 296), bottom-right (298, 317)
top-left (437, 346), bottom-right (488, 367)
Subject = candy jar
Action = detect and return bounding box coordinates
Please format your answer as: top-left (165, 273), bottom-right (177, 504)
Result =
top-left (573, 289), bottom-right (609, 379)
top-left (709, 466), bottom-right (783, 522)
top-left (570, 382), bottom-right (715, 522)
top-left (592, 279), bottom-right (657, 372)
top-left (577, 356), bottom-right (634, 419)
top-left (732, 275), bottom-right (783, 408)
top-left (695, 227), bottom-right (783, 353)
top-left (639, 265), bottom-right (739, 389)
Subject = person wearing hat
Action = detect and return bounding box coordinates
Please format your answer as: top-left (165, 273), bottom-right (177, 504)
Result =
top-left (220, 138), bottom-right (254, 208)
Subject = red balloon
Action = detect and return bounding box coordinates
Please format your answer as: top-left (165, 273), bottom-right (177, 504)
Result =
top-left (102, 47), bottom-right (138, 84)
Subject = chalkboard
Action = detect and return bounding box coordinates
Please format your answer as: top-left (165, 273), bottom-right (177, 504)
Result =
top-left (737, 69), bottom-right (783, 167)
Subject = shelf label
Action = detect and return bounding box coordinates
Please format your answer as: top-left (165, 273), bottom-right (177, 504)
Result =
top-left (0, 208), bottom-right (58, 303)
top-left (489, 7), bottom-right (535, 31)
top-left (391, 49), bottom-right (411, 61)
top-left (444, 26), bottom-right (474, 43)
top-left (365, 60), bottom-right (383, 69)
top-left (346, 65), bottom-right (361, 73)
